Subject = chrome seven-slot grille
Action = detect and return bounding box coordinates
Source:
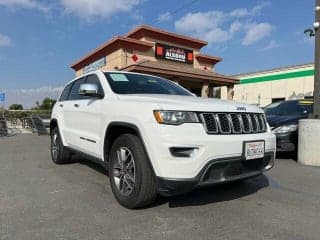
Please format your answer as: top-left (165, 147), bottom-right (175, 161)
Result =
top-left (199, 112), bottom-right (267, 134)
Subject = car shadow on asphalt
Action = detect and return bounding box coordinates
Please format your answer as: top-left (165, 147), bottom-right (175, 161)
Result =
top-left (73, 155), bottom-right (109, 176)
top-left (73, 155), bottom-right (269, 209)
top-left (276, 152), bottom-right (297, 161)
top-left (154, 175), bottom-right (270, 208)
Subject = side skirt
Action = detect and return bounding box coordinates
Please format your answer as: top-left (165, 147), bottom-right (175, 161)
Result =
top-left (65, 146), bottom-right (108, 170)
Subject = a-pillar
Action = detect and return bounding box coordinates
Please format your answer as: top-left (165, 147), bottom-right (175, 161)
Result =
top-left (201, 80), bottom-right (209, 98)
top-left (227, 85), bottom-right (234, 100)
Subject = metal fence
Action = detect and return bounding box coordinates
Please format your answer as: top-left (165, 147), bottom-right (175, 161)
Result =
top-left (0, 110), bottom-right (51, 136)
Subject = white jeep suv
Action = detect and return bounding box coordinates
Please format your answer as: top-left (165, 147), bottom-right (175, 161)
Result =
top-left (50, 71), bottom-right (276, 208)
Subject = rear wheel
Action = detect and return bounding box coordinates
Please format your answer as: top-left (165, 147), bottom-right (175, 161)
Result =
top-left (50, 127), bottom-right (71, 164)
top-left (108, 134), bottom-right (157, 209)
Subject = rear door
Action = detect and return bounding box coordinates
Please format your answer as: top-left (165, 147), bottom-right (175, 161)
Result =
top-left (56, 82), bottom-right (72, 144)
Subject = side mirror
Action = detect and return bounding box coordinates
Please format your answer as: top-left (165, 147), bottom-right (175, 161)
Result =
top-left (78, 83), bottom-right (103, 98)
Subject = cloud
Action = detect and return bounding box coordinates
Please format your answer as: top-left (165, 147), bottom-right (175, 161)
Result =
top-left (0, 0), bottom-right (141, 19)
top-left (59, 0), bottom-right (140, 19)
top-left (175, 11), bottom-right (225, 34)
top-left (230, 2), bottom-right (270, 18)
top-left (229, 20), bottom-right (243, 34)
top-left (261, 40), bottom-right (280, 51)
top-left (157, 12), bottom-right (172, 22)
top-left (0, 0), bottom-right (49, 12)
top-left (0, 34), bottom-right (11, 47)
top-left (229, 8), bottom-right (249, 18)
top-left (3, 86), bottom-right (63, 108)
top-left (242, 22), bottom-right (273, 45)
top-left (251, 2), bottom-right (271, 15)
top-left (174, 3), bottom-right (273, 47)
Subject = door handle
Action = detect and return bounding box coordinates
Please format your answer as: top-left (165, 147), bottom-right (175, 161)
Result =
top-left (74, 104), bottom-right (80, 108)
top-left (59, 104), bottom-right (63, 108)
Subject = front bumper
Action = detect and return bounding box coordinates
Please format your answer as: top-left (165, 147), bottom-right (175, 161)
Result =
top-left (156, 152), bottom-right (274, 196)
top-left (142, 123), bottom-right (276, 179)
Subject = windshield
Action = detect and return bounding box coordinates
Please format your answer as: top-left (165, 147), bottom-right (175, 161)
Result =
top-left (264, 100), bottom-right (313, 116)
top-left (104, 72), bottom-right (193, 96)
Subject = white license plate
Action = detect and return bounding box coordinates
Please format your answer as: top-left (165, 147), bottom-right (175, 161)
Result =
top-left (244, 141), bottom-right (265, 160)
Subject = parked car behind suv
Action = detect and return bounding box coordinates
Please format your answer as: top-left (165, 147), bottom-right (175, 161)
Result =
top-left (50, 71), bottom-right (276, 208)
top-left (264, 99), bottom-right (313, 153)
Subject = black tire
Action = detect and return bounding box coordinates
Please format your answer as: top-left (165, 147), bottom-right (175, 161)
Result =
top-left (108, 134), bottom-right (157, 209)
top-left (50, 127), bottom-right (71, 164)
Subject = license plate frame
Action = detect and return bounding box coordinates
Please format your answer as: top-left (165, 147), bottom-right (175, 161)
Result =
top-left (243, 140), bottom-right (265, 160)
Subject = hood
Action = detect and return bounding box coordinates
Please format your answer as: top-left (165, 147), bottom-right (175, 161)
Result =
top-left (117, 94), bottom-right (263, 113)
top-left (266, 114), bottom-right (305, 128)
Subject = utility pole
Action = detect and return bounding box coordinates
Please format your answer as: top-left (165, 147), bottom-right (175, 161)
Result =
top-left (313, 0), bottom-right (320, 118)
top-left (298, 0), bottom-right (320, 166)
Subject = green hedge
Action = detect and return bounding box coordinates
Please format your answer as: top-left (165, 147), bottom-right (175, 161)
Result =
top-left (2, 110), bottom-right (52, 120)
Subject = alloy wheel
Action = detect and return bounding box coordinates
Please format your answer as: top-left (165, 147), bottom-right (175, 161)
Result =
top-left (112, 147), bottom-right (136, 196)
top-left (51, 133), bottom-right (59, 161)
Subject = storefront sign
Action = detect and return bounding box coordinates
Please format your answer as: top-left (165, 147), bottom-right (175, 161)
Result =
top-left (83, 57), bottom-right (106, 74)
top-left (155, 43), bottom-right (193, 64)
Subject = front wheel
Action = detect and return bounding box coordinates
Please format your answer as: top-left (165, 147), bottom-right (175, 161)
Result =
top-left (108, 134), bottom-right (157, 209)
top-left (50, 127), bottom-right (71, 164)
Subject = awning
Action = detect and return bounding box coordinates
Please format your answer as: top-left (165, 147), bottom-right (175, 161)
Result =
top-left (121, 60), bottom-right (239, 85)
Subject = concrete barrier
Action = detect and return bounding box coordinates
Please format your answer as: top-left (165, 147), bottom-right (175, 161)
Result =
top-left (298, 119), bottom-right (320, 166)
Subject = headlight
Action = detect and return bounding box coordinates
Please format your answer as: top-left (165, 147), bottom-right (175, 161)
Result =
top-left (272, 124), bottom-right (298, 134)
top-left (153, 110), bottom-right (199, 125)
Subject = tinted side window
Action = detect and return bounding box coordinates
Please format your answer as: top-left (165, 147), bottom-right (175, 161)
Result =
top-left (86, 74), bottom-right (104, 96)
top-left (68, 78), bottom-right (85, 100)
top-left (59, 83), bottom-right (72, 101)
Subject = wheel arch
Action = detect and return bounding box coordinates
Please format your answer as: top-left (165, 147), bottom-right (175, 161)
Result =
top-left (50, 119), bottom-right (58, 136)
top-left (103, 122), bottom-right (152, 166)
top-left (50, 118), bottom-right (66, 146)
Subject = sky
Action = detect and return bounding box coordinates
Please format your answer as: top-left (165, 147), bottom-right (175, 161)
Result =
top-left (0, 0), bottom-right (316, 107)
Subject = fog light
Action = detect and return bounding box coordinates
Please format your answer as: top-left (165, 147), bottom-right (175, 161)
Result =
top-left (169, 147), bottom-right (198, 158)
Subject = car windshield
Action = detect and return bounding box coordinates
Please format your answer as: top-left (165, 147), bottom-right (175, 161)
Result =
top-left (264, 100), bottom-right (313, 116)
top-left (104, 72), bottom-right (193, 96)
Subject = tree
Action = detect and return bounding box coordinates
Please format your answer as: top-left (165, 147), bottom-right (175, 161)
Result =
top-left (34, 98), bottom-right (56, 110)
top-left (9, 104), bottom-right (23, 110)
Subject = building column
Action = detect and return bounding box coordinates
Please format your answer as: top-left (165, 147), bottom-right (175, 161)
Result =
top-left (208, 83), bottom-right (214, 98)
top-left (227, 85), bottom-right (234, 100)
top-left (201, 80), bottom-right (209, 98)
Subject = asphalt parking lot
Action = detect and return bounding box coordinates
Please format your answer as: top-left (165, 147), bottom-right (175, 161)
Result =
top-left (0, 135), bottom-right (319, 240)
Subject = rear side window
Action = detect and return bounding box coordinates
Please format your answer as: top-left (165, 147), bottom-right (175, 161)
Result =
top-left (59, 83), bottom-right (72, 101)
top-left (68, 78), bottom-right (85, 100)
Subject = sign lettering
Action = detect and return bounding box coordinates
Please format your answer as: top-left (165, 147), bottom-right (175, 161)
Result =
top-left (83, 57), bottom-right (106, 74)
top-left (155, 43), bottom-right (193, 64)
